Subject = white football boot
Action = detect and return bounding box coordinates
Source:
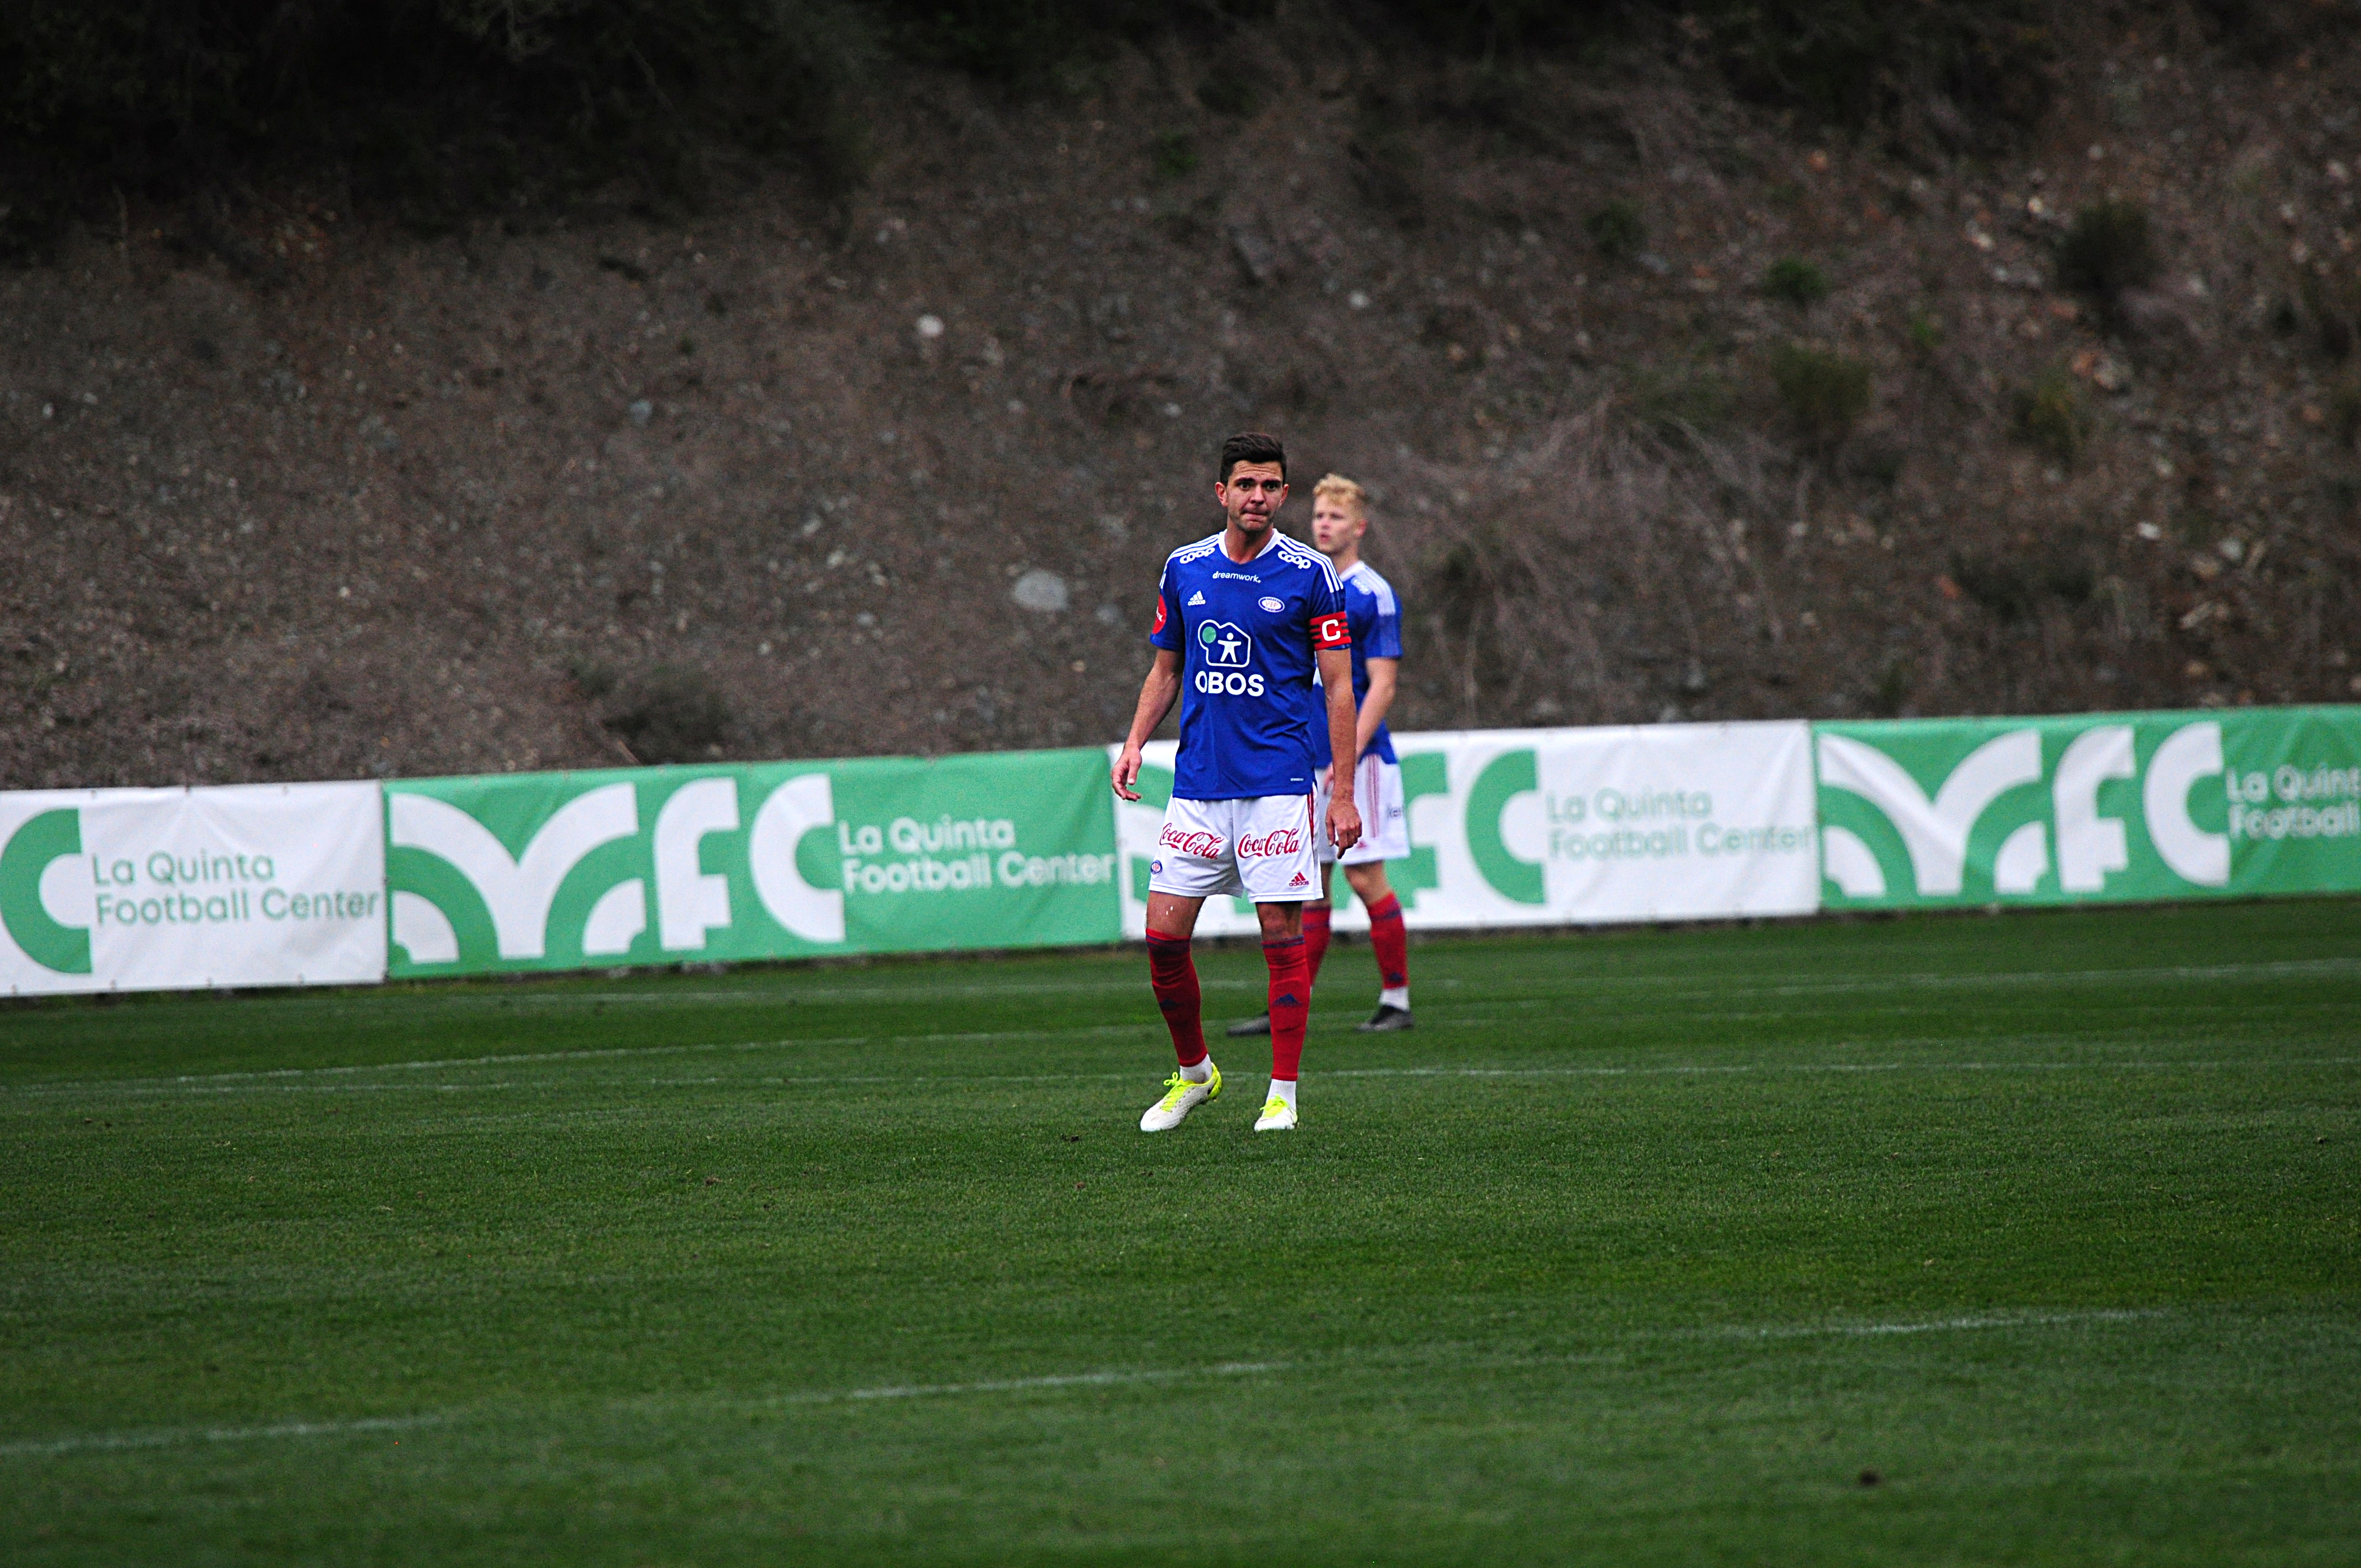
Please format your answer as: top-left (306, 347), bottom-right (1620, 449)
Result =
top-left (1253, 1093), bottom-right (1297, 1133)
top-left (1139, 1062), bottom-right (1221, 1132)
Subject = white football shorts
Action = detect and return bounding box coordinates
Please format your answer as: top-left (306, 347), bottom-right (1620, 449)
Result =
top-left (1147, 793), bottom-right (1320, 902)
top-left (1316, 755), bottom-right (1410, 866)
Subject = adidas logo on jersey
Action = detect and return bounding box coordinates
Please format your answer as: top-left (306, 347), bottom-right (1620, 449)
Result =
top-left (1290, 871), bottom-right (1309, 886)
top-left (1187, 591), bottom-right (1206, 606)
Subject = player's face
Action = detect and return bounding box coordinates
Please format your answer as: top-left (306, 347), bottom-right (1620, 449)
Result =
top-left (1310, 498), bottom-right (1366, 557)
top-left (1216, 462), bottom-right (1288, 536)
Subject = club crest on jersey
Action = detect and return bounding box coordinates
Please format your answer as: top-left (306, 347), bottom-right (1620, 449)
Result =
top-left (1193, 620), bottom-right (1264, 696)
top-left (1258, 595), bottom-right (1285, 613)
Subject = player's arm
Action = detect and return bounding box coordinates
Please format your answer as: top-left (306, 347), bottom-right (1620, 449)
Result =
top-left (1354, 657), bottom-right (1399, 760)
top-left (1317, 645), bottom-right (1362, 851)
top-left (1113, 646), bottom-right (1182, 801)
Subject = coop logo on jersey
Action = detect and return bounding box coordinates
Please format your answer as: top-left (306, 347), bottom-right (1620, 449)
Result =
top-left (1193, 620), bottom-right (1264, 696)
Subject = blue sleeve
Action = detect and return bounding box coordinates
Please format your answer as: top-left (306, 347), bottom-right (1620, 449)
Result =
top-left (1148, 562), bottom-right (1181, 651)
top-left (1367, 588), bottom-right (1403, 660)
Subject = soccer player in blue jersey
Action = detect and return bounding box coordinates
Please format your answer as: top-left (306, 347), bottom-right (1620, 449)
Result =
top-left (1112, 432), bottom-right (1361, 1133)
top-left (1228, 473), bottom-right (1415, 1037)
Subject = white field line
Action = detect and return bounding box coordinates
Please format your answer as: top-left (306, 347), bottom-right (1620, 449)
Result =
top-left (342, 952), bottom-right (2361, 1005)
top-left (787, 1360), bottom-right (1282, 1405)
top-left (0, 1413), bottom-right (439, 1460)
top-left (9, 956), bottom-right (2352, 1103)
top-left (8, 1047), bottom-right (2359, 1108)
top-left (0, 1309), bottom-right (2182, 1463)
top-left (1326, 1057), bottom-right (2361, 1081)
top-left (17, 953), bottom-right (2349, 1025)
top-left (1716, 1308), bottom-right (2163, 1341)
top-left (8, 952), bottom-right (2353, 1102)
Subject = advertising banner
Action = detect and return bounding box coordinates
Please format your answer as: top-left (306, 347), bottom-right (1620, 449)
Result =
top-left (0, 783), bottom-right (387, 995)
top-left (384, 749), bottom-right (1120, 977)
top-left (1115, 722), bottom-right (1820, 937)
top-left (1814, 705), bottom-right (2361, 909)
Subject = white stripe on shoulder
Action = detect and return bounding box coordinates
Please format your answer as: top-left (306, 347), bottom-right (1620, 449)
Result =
top-left (1166, 532), bottom-right (1225, 564)
top-left (1274, 537), bottom-right (1340, 587)
top-left (1354, 564), bottom-right (1399, 616)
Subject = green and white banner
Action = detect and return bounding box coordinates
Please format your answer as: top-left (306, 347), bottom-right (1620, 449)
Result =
top-left (6, 706), bottom-right (2355, 996)
top-left (385, 749), bottom-right (1119, 976)
top-left (1815, 706), bottom-right (2361, 908)
top-left (0, 783), bottom-right (386, 995)
top-left (1115, 722), bottom-right (1821, 937)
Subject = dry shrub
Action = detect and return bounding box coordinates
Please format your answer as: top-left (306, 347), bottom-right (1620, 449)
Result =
top-left (2012, 369), bottom-right (2090, 465)
top-left (1761, 257), bottom-right (1831, 307)
top-left (1372, 411), bottom-right (1788, 728)
top-left (605, 666), bottom-right (733, 764)
top-left (2055, 199), bottom-right (2159, 311)
top-left (1769, 342), bottom-right (1872, 447)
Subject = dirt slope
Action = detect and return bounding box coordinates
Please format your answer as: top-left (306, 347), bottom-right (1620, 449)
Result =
top-left (4, 17), bottom-right (2358, 789)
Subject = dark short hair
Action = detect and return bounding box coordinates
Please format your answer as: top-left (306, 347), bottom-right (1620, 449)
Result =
top-left (1219, 431), bottom-right (1286, 483)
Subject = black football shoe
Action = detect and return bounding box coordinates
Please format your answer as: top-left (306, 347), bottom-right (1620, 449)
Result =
top-left (1225, 1012), bottom-right (1272, 1037)
top-left (1354, 1005), bottom-right (1414, 1033)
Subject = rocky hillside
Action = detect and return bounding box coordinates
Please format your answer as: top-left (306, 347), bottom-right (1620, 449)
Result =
top-left (4, 7), bottom-right (2359, 789)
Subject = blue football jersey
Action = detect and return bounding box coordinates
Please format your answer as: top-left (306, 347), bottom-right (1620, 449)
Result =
top-left (1150, 530), bottom-right (1350, 801)
top-left (1309, 559), bottom-right (1405, 769)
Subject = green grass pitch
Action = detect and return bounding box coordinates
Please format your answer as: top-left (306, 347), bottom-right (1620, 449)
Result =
top-left (3, 901), bottom-right (2358, 1564)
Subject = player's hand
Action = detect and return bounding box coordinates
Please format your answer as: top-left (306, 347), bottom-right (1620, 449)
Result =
top-left (1112, 744), bottom-right (1144, 802)
top-left (1327, 796), bottom-right (1362, 853)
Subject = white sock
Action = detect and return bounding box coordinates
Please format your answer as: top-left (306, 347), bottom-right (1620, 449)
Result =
top-left (1379, 986), bottom-right (1410, 1010)
top-left (1268, 1077), bottom-right (1297, 1108)
top-left (1182, 1057), bottom-right (1213, 1084)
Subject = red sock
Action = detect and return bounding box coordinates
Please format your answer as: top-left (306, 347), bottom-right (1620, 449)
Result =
top-left (1302, 903), bottom-right (1332, 989)
top-left (1367, 893), bottom-right (1409, 993)
top-left (1264, 935), bottom-right (1308, 1081)
top-left (1146, 932), bottom-right (1206, 1068)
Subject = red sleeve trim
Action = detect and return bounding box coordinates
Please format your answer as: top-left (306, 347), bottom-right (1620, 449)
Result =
top-left (1312, 611), bottom-right (1351, 650)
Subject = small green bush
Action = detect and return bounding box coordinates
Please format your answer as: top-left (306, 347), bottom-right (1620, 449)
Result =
top-left (1151, 132), bottom-right (1199, 181)
top-left (2332, 381), bottom-right (2361, 447)
top-left (1769, 342), bottom-right (1871, 446)
top-left (565, 657), bottom-right (617, 701)
top-left (1949, 553), bottom-right (2035, 625)
top-left (1871, 658), bottom-right (1914, 716)
top-left (1761, 257), bottom-right (1830, 307)
top-left (2012, 370), bottom-right (2090, 465)
top-left (1907, 307), bottom-right (1944, 356)
top-left (1631, 361), bottom-right (1733, 439)
top-left (2302, 269), bottom-right (2361, 361)
top-left (1196, 74), bottom-right (1256, 117)
top-left (2054, 199), bottom-right (2159, 306)
top-left (1586, 199), bottom-right (1646, 260)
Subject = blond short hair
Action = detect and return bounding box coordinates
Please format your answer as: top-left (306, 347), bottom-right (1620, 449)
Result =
top-left (1312, 473), bottom-right (1369, 518)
